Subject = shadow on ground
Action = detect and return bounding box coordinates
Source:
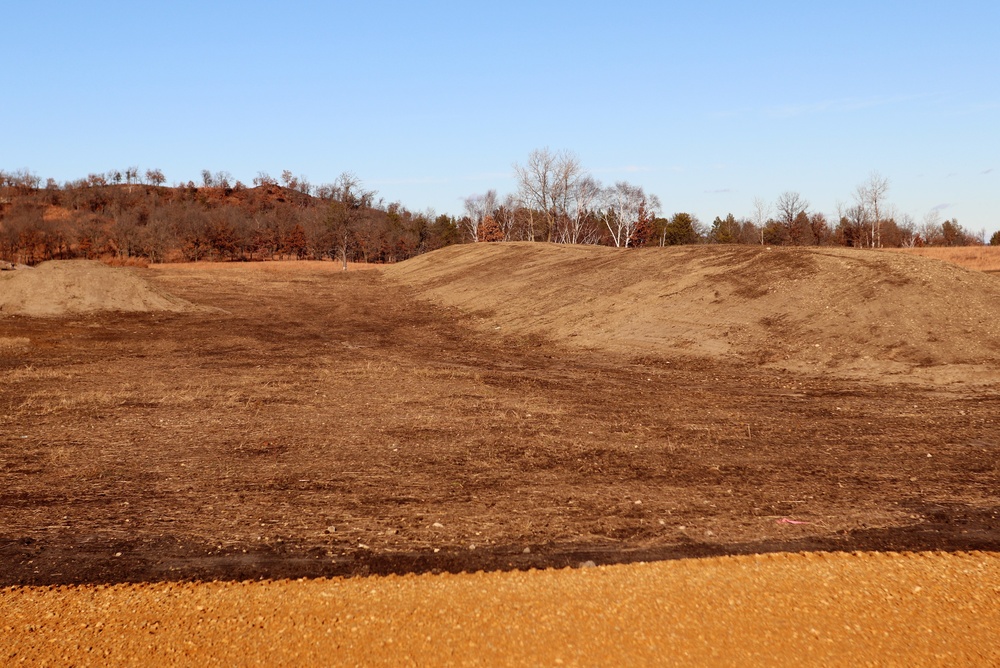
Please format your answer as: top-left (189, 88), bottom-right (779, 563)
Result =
top-left (3, 501), bottom-right (997, 586)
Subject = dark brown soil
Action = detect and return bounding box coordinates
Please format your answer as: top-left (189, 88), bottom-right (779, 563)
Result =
top-left (1, 259), bottom-right (999, 586)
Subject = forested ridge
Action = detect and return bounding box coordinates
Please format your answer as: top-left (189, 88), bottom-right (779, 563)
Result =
top-left (1, 157), bottom-right (993, 267)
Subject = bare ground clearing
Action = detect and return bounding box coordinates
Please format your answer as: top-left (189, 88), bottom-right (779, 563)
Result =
top-left (1, 249), bottom-right (998, 585)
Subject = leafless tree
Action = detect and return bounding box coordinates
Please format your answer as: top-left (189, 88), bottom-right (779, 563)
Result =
top-left (254, 172), bottom-right (278, 187)
top-left (494, 193), bottom-right (520, 241)
top-left (325, 172), bottom-right (376, 270)
top-left (513, 148), bottom-right (582, 242)
top-left (855, 171), bottom-right (890, 248)
top-left (751, 197), bottom-right (770, 245)
top-left (462, 189), bottom-right (499, 242)
top-left (601, 182), bottom-right (661, 247)
top-left (145, 168), bottom-right (166, 187)
top-left (774, 191), bottom-right (809, 244)
top-left (554, 175), bottom-right (602, 244)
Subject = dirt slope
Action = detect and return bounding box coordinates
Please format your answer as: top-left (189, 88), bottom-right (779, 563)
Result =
top-left (386, 243), bottom-right (1000, 380)
top-left (0, 260), bottom-right (203, 317)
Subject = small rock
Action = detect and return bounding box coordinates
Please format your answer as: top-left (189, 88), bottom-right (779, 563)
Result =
top-left (432, 522), bottom-right (444, 528)
top-left (523, 547), bottom-right (531, 554)
top-left (579, 560), bottom-right (597, 569)
top-left (325, 526), bottom-right (336, 533)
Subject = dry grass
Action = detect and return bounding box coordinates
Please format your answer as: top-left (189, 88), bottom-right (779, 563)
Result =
top-left (0, 336), bottom-right (30, 349)
top-left (889, 245), bottom-right (1000, 272)
top-left (101, 256), bottom-right (151, 268)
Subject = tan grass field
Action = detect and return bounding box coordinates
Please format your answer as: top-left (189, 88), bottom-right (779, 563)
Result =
top-left (889, 244), bottom-right (1000, 273)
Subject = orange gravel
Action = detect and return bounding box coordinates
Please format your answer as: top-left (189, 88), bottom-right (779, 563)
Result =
top-left (4, 550), bottom-right (999, 666)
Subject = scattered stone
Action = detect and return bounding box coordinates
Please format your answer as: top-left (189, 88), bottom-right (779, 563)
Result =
top-left (579, 560), bottom-right (597, 569)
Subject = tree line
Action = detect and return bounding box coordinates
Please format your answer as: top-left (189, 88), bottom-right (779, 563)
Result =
top-left (467, 150), bottom-right (994, 249)
top-left (0, 169), bottom-right (461, 266)
top-left (1, 157), bottom-right (995, 266)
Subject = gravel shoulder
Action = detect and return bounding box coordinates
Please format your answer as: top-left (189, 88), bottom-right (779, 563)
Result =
top-left (4, 550), bottom-right (999, 666)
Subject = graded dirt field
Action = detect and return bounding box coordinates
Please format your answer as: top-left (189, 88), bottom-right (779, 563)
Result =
top-left (1, 245), bottom-right (999, 662)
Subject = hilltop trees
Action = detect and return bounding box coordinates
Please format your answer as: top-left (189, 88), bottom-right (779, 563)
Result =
top-left (509, 149), bottom-right (664, 247)
top-left (602, 182), bottom-right (660, 247)
top-left (512, 148), bottom-right (583, 243)
top-left (1, 159), bottom-right (992, 265)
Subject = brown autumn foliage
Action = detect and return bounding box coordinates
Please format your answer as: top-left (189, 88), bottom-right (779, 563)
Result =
top-left (0, 173), bottom-right (460, 266)
top-left (2, 166), bottom-right (993, 265)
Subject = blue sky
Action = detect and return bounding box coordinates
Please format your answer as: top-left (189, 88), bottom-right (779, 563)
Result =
top-left (5, 1), bottom-right (998, 237)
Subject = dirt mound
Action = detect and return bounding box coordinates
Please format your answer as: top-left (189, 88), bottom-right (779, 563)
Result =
top-left (386, 243), bottom-right (1000, 376)
top-left (0, 260), bottom-right (203, 317)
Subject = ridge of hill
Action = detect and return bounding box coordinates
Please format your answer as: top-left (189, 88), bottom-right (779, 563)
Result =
top-left (385, 242), bottom-right (1000, 381)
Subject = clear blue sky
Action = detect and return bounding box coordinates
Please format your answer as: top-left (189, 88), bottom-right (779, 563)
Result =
top-left (5, 1), bottom-right (998, 237)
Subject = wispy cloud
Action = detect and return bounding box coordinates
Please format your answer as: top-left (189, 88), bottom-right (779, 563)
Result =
top-left (982, 168), bottom-right (995, 175)
top-left (705, 188), bottom-right (733, 194)
top-left (931, 203), bottom-right (952, 212)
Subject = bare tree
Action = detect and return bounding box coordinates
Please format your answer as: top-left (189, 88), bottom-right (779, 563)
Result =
top-left (145, 168), bottom-right (166, 187)
top-left (557, 175), bottom-right (602, 244)
top-left (513, 148), bottom-right (582, 242)
top-left (254, 172), bottom-right (277, 187)
top-left (462, 189), bottom-right (499, 242)
top-left (325, 172), bottom-right (376, 270)
top-left (494, 193), bottom-right (520, 241)
top-left (214, 171), bottom-right (233, 190)
top-left (601, 182), bottom-right (661, 247)
top-left (856, 171), bottom-right (890, 248)
top-left (751, 197), bottom-right (770, 245)
top-left (774, 191), bottom-right (809, 245)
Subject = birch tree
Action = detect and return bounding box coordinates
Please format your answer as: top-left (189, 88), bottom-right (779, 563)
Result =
top-left (462, 189), bottom-right (498, 242)
top-left (751, 197), bottom-right (770, 245)
top-left (856, 172), bottom-right (890, 248)
top-left (601, 182), bottom-right (661, 247)
top-left (513, 148), bottom-right (581, 242)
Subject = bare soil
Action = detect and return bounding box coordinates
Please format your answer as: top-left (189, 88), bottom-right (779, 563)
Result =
top-left (1, 249), bottom-right (998, 585)
top-left (1, 247), bottom-right (999, 663)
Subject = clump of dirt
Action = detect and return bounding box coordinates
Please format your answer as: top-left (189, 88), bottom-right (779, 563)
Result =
top-left (386, 243), bottom-right (1000, 378)
top-left (0, 260), bottom-right (204, 317)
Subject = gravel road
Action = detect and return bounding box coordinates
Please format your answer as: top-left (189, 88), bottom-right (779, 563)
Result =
top-left (4, 550), bottom-right (998, 666)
